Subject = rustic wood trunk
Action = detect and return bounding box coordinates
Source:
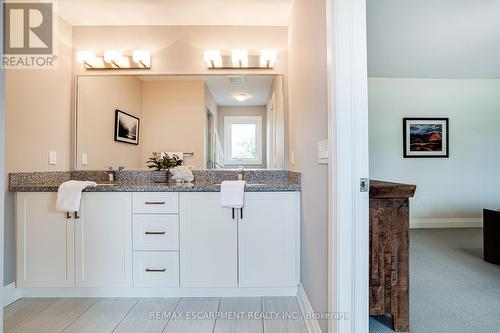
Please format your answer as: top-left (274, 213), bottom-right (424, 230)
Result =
top-left (369, 180), bottom-right (416, 332)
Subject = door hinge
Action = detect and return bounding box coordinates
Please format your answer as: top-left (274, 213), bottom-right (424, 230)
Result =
top-left (360, 178), bottom-right (370, 192)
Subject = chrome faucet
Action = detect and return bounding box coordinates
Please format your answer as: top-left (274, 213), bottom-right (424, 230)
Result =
top-left (237, 167), bottom-right (244, 181)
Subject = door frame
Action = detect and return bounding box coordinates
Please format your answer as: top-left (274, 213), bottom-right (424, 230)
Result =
top-left (326, 0), bottom-right (370, 332)
top-left (1, 1), bottom-right (5, 325)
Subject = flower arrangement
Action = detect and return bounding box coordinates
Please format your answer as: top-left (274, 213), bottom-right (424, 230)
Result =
top-left (146, 152), bottom-right (183, 171)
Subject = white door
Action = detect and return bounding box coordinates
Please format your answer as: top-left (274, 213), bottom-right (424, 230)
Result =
top-left (16, 193), bottom-right (75, 288)
top-left (75, 192), bottom-right (132, 287)
top-left (179, 192), bottom-right (237, 287)
top-left (238, 192), bottom-right (300, 287)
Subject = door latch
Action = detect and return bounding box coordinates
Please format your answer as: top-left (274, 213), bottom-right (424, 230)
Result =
top-left (360, 178), bottom-right (370, 192)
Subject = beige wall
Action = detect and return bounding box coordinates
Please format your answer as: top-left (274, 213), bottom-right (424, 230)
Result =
top-left (218, 106), bottom-right (267, 169)
top-left (288, 0), bottom-right (328, 331)
top-left (72, 26), bottom-right (288, 76)
top-left (142, 80), bottom-right (206, 169)
top-left (4, 16), bottom-right (73, 285)
top-left (77, 76), bottom-right (143, 169)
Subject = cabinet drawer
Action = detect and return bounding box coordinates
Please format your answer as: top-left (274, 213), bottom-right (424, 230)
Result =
top-left (133, 193), bottom-right (178, 214)
top-left (133, 215), bottom-right (179, 251)
top-left (133, 252), bottom-right (179, 287)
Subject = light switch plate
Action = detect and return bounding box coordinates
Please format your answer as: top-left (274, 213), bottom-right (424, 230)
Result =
top-left (317, 140), bottom-right (328, 164)
top-left (49, 151), bottom-right (57, 165)
top-left (81, 153), bottom-right (88, 165)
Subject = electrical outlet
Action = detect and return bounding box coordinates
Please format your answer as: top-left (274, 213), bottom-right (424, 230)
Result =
top-left (81, 153), bottom-right (88, 165)
top-left (290, 150), bottom-right (295, 165)
top-left (49, 151), bottom-right (57, 165)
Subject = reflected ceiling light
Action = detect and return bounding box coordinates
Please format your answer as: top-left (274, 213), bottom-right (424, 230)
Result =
top-left (231, 49), bottom-right (248, 67)
top-left (233, 92), bottom-right (251, 102)
top-left (204, 50), bottom-right (222, 68)
top-left (260, 50), bottom-right (277, 68)
top-left (132, 50), bottom-right (151, 68)
top-left (103, 50), bottom-right (123, 67)
top-left (76, 50), bottom-right (96, 67)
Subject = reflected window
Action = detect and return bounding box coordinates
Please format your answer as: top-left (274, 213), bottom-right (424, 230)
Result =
top-left (224, 116), bottom-right (263, 165)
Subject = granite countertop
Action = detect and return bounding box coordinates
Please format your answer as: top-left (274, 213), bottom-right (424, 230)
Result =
top-left (9, 170), bottom-right (301, 193)
top-left (10, 180), bottom-right (300, 192)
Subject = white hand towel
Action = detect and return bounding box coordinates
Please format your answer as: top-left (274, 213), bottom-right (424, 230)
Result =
top-left (170, 166), bottom-right (194, 182)
top-left (220, 180), bottom-right (246, 208)
top-left (56, 180), bottom-right (97, 212)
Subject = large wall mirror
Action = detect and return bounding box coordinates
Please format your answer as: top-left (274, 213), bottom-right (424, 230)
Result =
top-left (75, 75), bottom-right (286, 170)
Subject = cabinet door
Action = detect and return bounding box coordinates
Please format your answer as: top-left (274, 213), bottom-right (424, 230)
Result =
top-left (16, 193), bottom-right (75, 288)
top-left (238, 192), bottom-right (300, 287)
top-left (179, 192), bottom-right (237, 287)
top-left (75, 192), bottom-right (132, 287)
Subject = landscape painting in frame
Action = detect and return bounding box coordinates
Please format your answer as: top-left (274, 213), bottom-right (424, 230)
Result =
top-left (403, 118), bottom-right (449, 158)
top-left (115, 109), bottom-right (140, 145)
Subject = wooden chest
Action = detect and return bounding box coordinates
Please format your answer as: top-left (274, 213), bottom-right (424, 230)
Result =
top-left (369, 180), bottom-right (416, 332)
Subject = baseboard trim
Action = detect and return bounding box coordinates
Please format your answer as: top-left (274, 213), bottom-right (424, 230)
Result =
top-left (4, 282), bottom-right (21, 307)
top-left (410, 218), bottom-right (482, 229)
top-left (297, 283), bottom-right (322, 333)
top-left (17, 286), bottom-right (298, 298)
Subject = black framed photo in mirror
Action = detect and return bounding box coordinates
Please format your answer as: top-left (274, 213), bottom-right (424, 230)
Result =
top-left (115, 109), bottom-right (140, 145)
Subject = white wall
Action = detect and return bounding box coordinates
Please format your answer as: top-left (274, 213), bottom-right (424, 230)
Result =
top-left (369, 78), bottom-right (500, 220)
top-left (288, 0), bottom-right (328, 331)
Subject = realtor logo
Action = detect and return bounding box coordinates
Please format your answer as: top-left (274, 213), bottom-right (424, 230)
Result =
top-left (2, 2), bottom-right (56, 68)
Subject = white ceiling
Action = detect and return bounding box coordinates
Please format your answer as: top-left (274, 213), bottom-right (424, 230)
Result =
top-left (138, 75), bottom-right (275, 106)
top-left (204, 75), bottom-right (274, 106)
top-left (54, 0), bottom-right (292, 26)
top-left (367, 0), bottom-right (500, 78)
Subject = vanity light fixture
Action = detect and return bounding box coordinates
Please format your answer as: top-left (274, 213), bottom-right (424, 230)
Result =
top-left (204, 50), bottom-right (222, 68)
top-left (76, 50), bottom-right (152, 70)
top-left (231, 50), bottom-right (248, 67)
top-left (76, 50), bottom-right (96, 68)
top-left (103, 50), bottom-right (123, 67)
top-left (233, 92), bottom-right (251, 102)
top-left (204, 49), bottom-right (278, 69)
top-left (132, 51), bottom-right (151, 68)
top-left (260, 50), bottom-right (277, 68)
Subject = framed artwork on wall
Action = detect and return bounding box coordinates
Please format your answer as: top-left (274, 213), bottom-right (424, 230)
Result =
top-left (115, 109), bottom-right (140, 145)
top-left (403, 118), bottom-right (449, 158)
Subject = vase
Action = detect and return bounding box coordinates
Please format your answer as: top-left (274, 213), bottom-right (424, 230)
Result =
top-left (152, 170), bottom-right (168, 183)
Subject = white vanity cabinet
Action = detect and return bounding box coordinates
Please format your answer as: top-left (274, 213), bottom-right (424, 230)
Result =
top-left (16, 189), bottom-right (300, 295)
top-left (179, 192), bottom-right (238, 287)
top-left (16, 193), bottom-right (75, 288)
top-left (75, 192), bottom-right (132, 287)
top-left (238, 192), bottom-right (300, 287)
top-left (16, 192), bottom-right (132, 288)
top-left (179, 191), bottom-right (300, 289)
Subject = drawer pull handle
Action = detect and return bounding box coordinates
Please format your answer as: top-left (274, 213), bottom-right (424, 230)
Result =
top-left (145, 231), bottom-right (166, 235)
top-left (145, 201), bottom-right (166, 205)
top-left (146, 268), bottom-right (166, 272)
